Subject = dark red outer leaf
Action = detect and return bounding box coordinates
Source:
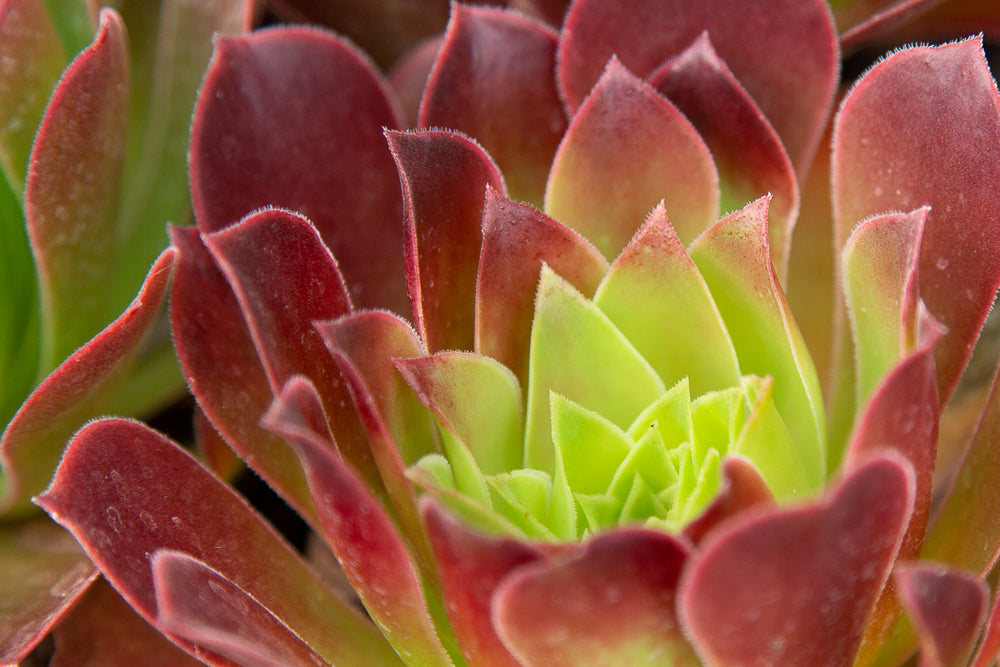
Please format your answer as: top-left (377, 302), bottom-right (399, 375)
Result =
top-left (509, 0), bottom-right (572, 28)
top-left (35, 418), bottom-right (397, 666)
top-left (682, 455), bottom-right (776, 546)
top-left (169, 225), bottom-right (318, 528)
top-left (494, 527), bottom-right (698, 666)
top-left (261, 377), bottom-right (454, 667)
top-left (388, 36), bottom-right (443, 127)
top-left (557, 0), bottom-right (839, 173)
top-left (189, 25), bottom-right (408, 314)
top-left (649, 33), bottom-right (799, 281)
top-left (50, 577), bottom-right (204, 667)
top-left (838, 0), bottom-right (942, 52)
top-left (387, 128), bottom-right (506, 353)
top-left (152, 551), bottom-right (327, 667)
top-left (833, 37), bottom-right (1000, 406)
top-left (476, 187), bottom-right (608, 386)
top-left (422, 500), bottom-right (547, 667)
top-left (1, 248), bottom-right (175, 516)
top-left (204, 208), bottom-right (377, 501)
top-left (419, 4), bottom-right (565, 206)
top-left (679, 454), bottom-right (915, 666)
top-left (894, 563), bottom-right (988, 667)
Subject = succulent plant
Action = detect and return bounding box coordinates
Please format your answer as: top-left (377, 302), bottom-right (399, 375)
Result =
top-left (7, 0), bottom-right (1000, 664)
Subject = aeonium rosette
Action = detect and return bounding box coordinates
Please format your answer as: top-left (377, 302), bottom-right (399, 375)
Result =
top-left (22, 1), bottom-right (1000, 665)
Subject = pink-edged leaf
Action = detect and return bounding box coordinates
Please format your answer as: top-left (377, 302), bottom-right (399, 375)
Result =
top-left (169, 225), bottom-right (318, 527)
top-left (689, 197), bottom-right (826, 488)
top-left (649, 34), bottom-right (799, 281)
top-left (842, 309), bottom-right (942, 664)
top-left (419, 5), bottom-right (565, 206)
top-left (388, 35), bottom-right (442, 127)
top-left (203, 208), bottom-right (373, 487)
top-left (267, 0), bottom-right (450, 69)
top-left (0, 518), bottom-right (98, 664)
top-left (545, 57), bottom-right (718, 259)
top-left (25, 8), bottom-right (128, 370)
top-left (476, 187), bottom-right (607, 387)
top-left (35, 418), bottom-right (400, 666)
top-left (262, 377), bottom-right (455, 667)
top-left (894, 563), bottom-right (988, 667)
top-left (557, 0), bottom-right (839, 173)
top-left (682, 456), bottom-right (775, 546)
top-left (422, 499), bottom-right (548, 667)
top-left (1, 248), bottom-right (174, 517)
top-left (49, 577), bottom-right (203, 667)
top-left (923, 358), bottom-right (1000, 575)
top-left (315, 311), bottom-right (437, 568)
top-left (970, 590), bottom-right (1000, 667)
top-left (593, 202), bottom-right (740, 396)
top-left (0, 0), bottom-right (66, 194)
top-left (679, 454), bottom-right (915, 666)
top-left (494, 528), bottom-right (699, 666)
top-left (833, 37), bottom-right (1000, 406)
top-left (387, 128), bottom-right (505, 353)
top-left (190, 25), bottom-right (408, 314)
top-left (152, 551), bottom-right (327, 667)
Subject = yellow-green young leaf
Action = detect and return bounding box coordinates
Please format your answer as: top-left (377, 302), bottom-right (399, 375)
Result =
top-left (609, 424), bottom-right (677, 502)
top-left (627, 379), bottom-right (694, 447)
top-left (551, 393), bottom-right (632, 495)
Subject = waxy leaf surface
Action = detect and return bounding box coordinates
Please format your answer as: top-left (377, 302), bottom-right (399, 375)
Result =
top-left (190, 26), bottom-right (407, 314)
top-left (36, 419), bottom-right (400, 666)
top-left (545, 58), bottom-right (718, 258)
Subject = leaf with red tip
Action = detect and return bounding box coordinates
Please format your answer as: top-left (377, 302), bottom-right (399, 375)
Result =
top-left (50, 577), bottom-right (203, 667)
top-left (689, 197), bottom-right (826, 488)
top-left (420, 5), bottom-right (565, 206)
top-left (1, 248), bottom-right (174, 517)
top-left (557, 0), bottom-right (838, 173)
top-left (682, 455), bottom-right (775, 546)
top-left (649, 34), bottom-right (799, 280)
top-left (152, 551), bottom-right (327, 667)
top-left (593, 202), bottom-right (740, 396)
top-left (190, 26), bottom-right (407, 314)
top-left (494, 528), bottom-right (699, 666)
top-left (170, 225), bottom-right (318, 527)
top-left (0, 518), bottom-right (98, 664)
top-left (423, 500), bottom-right (548, 667)
top-left (545, 58), bottom-right (718, 259)
top-left (387, 128), bottom-right (505, 353)
top-left (26, 9), bottom-right (128, 371)
top-left (476, 188), bottom-right (607, 387)
top-left (679, 455), bottom-right (915, 666)
top-left (35, 418), bottom-right (400, 666)
top-left (833, 37), bottom-right (1000, 406)
top-left (923, 359), bottom-right (1000, 575)
top-left (894, 563), bottom-right (988, 667)
top-left (262, 377), bottom-right (455, 667)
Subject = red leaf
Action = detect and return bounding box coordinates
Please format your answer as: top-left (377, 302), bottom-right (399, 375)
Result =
top-left (682, 456), bottom-right (775, 546)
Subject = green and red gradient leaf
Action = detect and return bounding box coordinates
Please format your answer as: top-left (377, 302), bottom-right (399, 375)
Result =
top-left (833, 37), bottom-right (1000, 406)
top-left (649, 34), bottom-right (799, 281)
top-left (689, 197), bottom-right (826, 489)
top-left (557, 0), bottom-right (838, 173)
top-left (681, 456), bottom-right (775, 546)
top-left (545, 57), bottom-right (718, 259)
top-left (262, 377), bottom-right (455, 667)
top-left (593, 202), bottom-right (740, 396)
top-left (422, 500), bottom-right (548, 667)
top-left (190, 25), bottom-right (408, 314)
top-left (494, 528), bottom-right (699, 666)
top-left (679, 455), bottom-right (915, 666)
top-left (894, 563), bottom-right (988, 667)
top-left (475, 188), bottom-right (607, 388)
top-left (49, 577), bottom-right (203, 667)
top-left (387, 128), bottom-right (505, 353)
top-left (25, 8), bottom-right (128, 372)
top-left (170, 225), bottom-right (318, 528)
top-left (419, 4), bottom-right (565, 206)
top-left (35, 418), bottom-right (400, 667)
top-left (2, 248), bottom-right (174, 517)
top-left (152, 551), bottom-right (327, 667)
top-left (0, 518), bottom-right (98, 664)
